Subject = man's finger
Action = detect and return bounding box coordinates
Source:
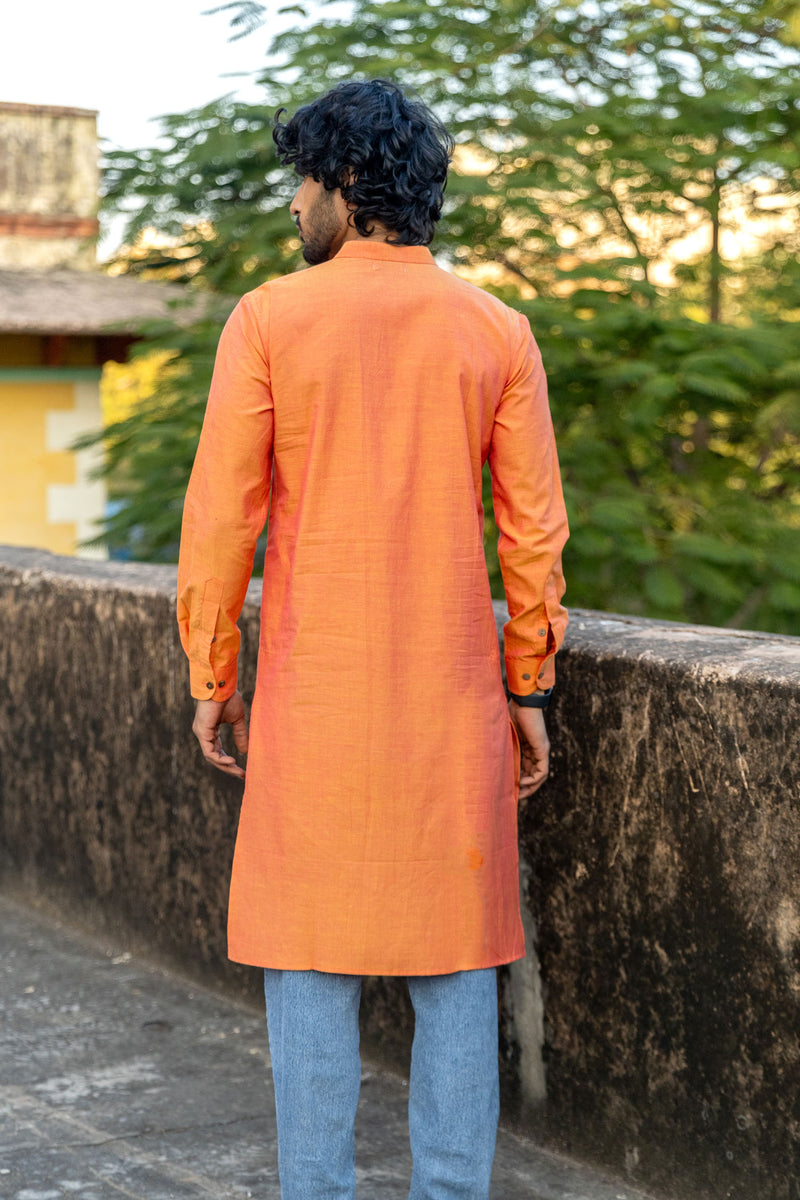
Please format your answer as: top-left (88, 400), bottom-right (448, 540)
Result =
top-left (230, 712), bottom-right (249, 754)
top-left (526, 763), bottom-right (549, 794)
top-left (194, 728), bottom-right (246, 779)
top-left (202, 746), bottom-right (246, 779)
top-left (517, 751), bottom-right (549, 801)
top-left (194, 727), bottom-right (221, 757)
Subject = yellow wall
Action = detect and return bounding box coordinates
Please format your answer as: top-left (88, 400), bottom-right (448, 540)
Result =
top-left (0, 374), bottom-right (106, 557)
top-left (0, 380), bottom-right (77, 554)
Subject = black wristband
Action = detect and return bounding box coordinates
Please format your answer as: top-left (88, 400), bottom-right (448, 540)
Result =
top-left (509, 687), bottom-right (553, 708)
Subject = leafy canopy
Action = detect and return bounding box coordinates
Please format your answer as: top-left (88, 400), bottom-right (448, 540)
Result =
top-left (91, 0), bottom-right (800, 634)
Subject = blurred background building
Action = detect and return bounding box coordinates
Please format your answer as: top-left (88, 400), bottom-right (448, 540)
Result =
top-left (0, 101), bottom-right (183, 558)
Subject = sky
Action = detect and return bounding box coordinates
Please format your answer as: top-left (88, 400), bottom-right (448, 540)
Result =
top-left (2, 0), bottom-right (291, 256)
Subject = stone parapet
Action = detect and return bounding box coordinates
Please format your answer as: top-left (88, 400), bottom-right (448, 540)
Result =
top-left (0, 546), bottom-right (798, 1199)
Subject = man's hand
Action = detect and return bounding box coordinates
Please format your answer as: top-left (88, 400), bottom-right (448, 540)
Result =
top-left (192, 691), bottom-right (249, 780)
top-left (508, 699), bottom-right (550, 804)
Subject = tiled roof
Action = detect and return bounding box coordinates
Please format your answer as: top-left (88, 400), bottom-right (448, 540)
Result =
top-left (0, 268), bottom-right (222, 335)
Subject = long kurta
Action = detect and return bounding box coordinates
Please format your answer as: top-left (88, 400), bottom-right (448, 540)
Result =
top-left (177, 239), bottom-right (568, 976)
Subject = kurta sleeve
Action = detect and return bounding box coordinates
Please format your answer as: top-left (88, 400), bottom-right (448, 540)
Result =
top-left (488, 310), bottom-right (569, 695)
top-left (177, 289), bottom-right (274, 701)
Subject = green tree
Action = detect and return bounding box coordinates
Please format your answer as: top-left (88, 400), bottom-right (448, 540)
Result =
top-left (517, 300), bottom-right (800, 632)
top-left (107, 1), bottom-right (800, 316)
top-left (101, 97), bottom-right (289, 290)
top-left (84, 305), bottom-right (231, 562)
top-left (90, 0), bottom-right (800, 632)
top-left (206, 0), bottom-right (800, 321)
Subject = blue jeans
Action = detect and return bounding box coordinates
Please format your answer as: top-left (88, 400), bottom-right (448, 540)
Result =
top-left (264, 967), bottom-right (500, 1199)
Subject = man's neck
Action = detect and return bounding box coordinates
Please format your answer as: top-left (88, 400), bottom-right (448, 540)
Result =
top-left (341, 222), bottom-right (393, 246)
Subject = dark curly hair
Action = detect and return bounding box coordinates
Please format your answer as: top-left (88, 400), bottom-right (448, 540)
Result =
top-left (273, 80), bottom-right (454, 246)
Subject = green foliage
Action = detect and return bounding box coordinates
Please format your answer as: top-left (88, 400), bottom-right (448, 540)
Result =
top-left (519, 299), bottom-right (800, 633)
top-left (101, 98), bottom-right (290, 290)
top-left (255, 0), bottom-right (800, 321)
top-left (87, 0), bottom-right (800, 634)
top-left (103, 0), bottom-right (800, 317)
top-left (76, 303), bottom-right (232, 561)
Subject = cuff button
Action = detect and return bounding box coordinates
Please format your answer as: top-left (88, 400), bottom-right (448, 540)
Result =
top-left (218, 681), bottom-right (226, 688)
top-left (206, 682), bottom-right (214, 690)
top-left (522, 673), bottom-right (531, 680)
top-left (538, 628), bottom-right (547, 637)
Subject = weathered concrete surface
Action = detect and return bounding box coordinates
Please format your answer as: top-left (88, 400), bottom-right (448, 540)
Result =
top-left (0, 890), bottom-right (659, 1200)
top-left (0, 549), bottom-right (254, 998)
top-left (0, 102), bottom-right (99, 270)
top-left (526, 611), bottom-right (800, 1200)
top-left (1, 546), bottom-right (799, 1199)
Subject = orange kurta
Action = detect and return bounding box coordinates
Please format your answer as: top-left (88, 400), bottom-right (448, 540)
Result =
top-left (177, 240), bottom-right (568, 975)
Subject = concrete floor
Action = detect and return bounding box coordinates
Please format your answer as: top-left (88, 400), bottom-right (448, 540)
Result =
top-left (0, 893), bottom-right (657, 1200)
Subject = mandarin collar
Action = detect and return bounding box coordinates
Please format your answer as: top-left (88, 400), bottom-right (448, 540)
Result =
top-left (333, 240), bottom-right (434, 265)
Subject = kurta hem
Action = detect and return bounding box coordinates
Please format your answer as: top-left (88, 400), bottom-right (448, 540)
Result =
top-left (226, 947), bottom-right (527, 977)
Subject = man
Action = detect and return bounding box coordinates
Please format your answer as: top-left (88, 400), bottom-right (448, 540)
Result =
top-left (177, 79), bottom-right (568, 1200)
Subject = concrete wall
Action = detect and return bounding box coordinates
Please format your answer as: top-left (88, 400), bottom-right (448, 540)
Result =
top-left (1, 546), bottom-right (798, 1200)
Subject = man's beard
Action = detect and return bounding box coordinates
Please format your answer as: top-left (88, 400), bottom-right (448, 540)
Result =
top-left (299, 188), bottom-right (342, 265)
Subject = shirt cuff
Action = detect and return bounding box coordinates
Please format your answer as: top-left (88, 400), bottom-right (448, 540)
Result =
top-left (189, 659), bottom-right (238, 702)
top-left (505, 653), bottom-right (556, 695)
